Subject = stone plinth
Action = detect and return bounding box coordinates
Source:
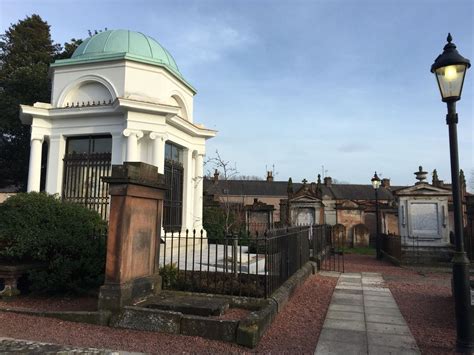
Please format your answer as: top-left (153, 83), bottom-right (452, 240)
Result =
top-left (0, 262), bottom-right (46, 297)
top-left (99, 162), bottom-right (167, 311)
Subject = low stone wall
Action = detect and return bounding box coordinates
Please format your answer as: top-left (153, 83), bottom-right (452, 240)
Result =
top-left (0, 261), bottom-right (318, 348)
top-left (0, 193), bottom-right (16, 204)
top-left (113, 261), bottom-right (318, 348)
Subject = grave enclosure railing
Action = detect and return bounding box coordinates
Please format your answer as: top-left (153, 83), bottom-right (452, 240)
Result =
top-left (380, 233), bottom-right (402, 262)
top-left (159, 224), bottom-right (333, 298)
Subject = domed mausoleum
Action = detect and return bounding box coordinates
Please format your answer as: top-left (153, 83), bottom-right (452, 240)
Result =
top-left (20, 29), bottom-right (216, 232)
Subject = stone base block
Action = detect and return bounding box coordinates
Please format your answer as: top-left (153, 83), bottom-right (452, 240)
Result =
top-left (113, 306), bottom-right (181, 334)
top-left (98, 273), bottom-right (162, 312)
top-left (181, 315), bottom-right (238, 342)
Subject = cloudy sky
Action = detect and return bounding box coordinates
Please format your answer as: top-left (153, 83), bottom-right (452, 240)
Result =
top-left (1, 0), bottom-right (473, 186)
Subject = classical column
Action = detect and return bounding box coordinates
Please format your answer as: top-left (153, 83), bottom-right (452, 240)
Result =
top-left (123, 129), bottom-right (143, 162)
top-left (45, 135), bottom-right (66, 195)
top-left (27, 134), bottom-right (44, 192)
top-left (149, 132), bottom-right (167, 173)
top-left (193, 151), bottom-right (204, 229)
top-left (111, 132), bottom-right (124, 165)
top-left (182, 148), bottom-right (194, 231)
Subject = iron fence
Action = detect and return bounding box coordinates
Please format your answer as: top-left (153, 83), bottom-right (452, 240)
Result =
top-left (380, 233), bottom-right (402, 262)
top-left (159, 225), bottom-right (333, 298)
top-left (312, 224), bottom-right (344, 273)
top-left (464, 218), bottom-right (474, 261)
top-left (62, 152), bottom-right (111, 220)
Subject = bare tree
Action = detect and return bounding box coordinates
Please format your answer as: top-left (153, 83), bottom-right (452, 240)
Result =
top-left (205, 150), bottom-right (240, 234)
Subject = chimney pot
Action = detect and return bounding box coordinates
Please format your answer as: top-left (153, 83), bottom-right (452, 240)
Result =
top-left (324, 177), bottom-right (332, 187)
top-left (381, 178), bottom-right (390, 188)
top-left (213, 169), bottom-right (219, 183)
top-left (266, 171), bottom-right (273, 182)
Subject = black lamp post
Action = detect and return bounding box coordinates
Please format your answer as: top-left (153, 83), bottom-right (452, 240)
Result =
top-left (371, 172), bottom-right (381, 259)
top-left (431, 33), bottom-right (472, 352)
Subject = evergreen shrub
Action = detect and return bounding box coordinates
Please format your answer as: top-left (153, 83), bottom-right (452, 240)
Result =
top-left (0, 192), bottom-right (107, 294)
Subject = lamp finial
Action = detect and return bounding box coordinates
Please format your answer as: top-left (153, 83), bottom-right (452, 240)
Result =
top-left (447, 33), bottom-right (452, 43)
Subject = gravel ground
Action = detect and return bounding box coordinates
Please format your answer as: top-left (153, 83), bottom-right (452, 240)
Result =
top-left (344, 254), bottom-right (455, 354)
top-left (0, 274), bottom-right (336, 354)
top-left (0, 295), bottom-right (97, 312)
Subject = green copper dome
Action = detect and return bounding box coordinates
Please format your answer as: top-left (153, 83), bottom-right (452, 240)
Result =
top-left (52, 29), bottom-right (195, 92)
top-left (72, 29), bottom-right (180, 73)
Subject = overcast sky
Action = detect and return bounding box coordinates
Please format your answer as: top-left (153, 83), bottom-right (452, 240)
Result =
top-left (1, 0), bottom-right (473, 186)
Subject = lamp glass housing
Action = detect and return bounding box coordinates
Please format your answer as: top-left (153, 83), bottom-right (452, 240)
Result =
top-left (435, 64), bottom-right (468, 101)
top-left (371, 174), bottom-right (381, 190)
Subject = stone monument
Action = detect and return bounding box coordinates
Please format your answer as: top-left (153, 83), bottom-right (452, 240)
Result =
top-left (98, 162), bottom-right (167, 311)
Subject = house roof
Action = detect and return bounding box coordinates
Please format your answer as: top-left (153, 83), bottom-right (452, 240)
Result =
top-left (204, 179), bottom-right (294, 197)
top-left (204, 179), bottom-right (399, 201)
top-left (327, 184), bottom-right (395, 200)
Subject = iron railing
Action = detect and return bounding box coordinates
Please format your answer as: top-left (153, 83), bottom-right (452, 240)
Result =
top-left (159, 225), bottom-right (333, 298)
top-left (163, 159), bottom-right (184, 231)
top-left (62, 152), bottom-right (111, 220)
top-left (381, 233), bottom-right (402, 262)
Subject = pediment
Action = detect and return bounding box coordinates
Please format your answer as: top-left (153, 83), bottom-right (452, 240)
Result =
top-left (340, 200), bottom-right (360, 208)
top-left (395, 183), bottom-right (451, 196)
top-left (290, 195), bottom-right (321, 203)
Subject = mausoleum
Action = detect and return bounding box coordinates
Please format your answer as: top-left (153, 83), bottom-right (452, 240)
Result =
top-left (19, 30), bottom-right (216, 231)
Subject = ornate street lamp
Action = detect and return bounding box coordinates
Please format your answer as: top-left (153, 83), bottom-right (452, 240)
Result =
top-left (431, 33), bottom-right (472, 352)
top-left (371, 172), bottom-right (381, 259)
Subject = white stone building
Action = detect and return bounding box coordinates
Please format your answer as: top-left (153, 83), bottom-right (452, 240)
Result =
top-left (20, 29), bottom-right (216, 231)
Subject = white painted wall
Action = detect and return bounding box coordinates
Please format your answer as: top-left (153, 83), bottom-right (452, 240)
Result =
top-left (22, 57), bottom-right (215, 233)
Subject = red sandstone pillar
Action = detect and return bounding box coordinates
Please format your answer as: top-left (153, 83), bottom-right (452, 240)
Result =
top-left (98, 162), bottom-right (166, 311)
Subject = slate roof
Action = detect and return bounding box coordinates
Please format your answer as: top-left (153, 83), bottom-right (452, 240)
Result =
top-left (204, 179), bottom-right (294, 197)
top-left (204, 179), bottom-right (402, 201)
top-left (327, 184), bottom-right (395, 200)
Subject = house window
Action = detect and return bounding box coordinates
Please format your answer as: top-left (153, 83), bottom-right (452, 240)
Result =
top-left (62, 135), bottom-right (112, 220)
top-left (163, 142), bottom-right (184, 231)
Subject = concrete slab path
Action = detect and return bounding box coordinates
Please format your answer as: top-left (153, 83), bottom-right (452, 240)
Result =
top-left (315, 272), bottom-right (420, 355)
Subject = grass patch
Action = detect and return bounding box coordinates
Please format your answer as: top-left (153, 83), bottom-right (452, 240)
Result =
top-left (343, 247), bottom-right (376, 255)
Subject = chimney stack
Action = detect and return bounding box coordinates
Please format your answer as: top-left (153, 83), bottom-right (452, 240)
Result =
top-left (266, 171), bottom-right (273, 182)
top-left (213, 169), bottom-right (219, 184)
top-left (324, 176), bottom-right (332, 187)
top-left (381, 178), bottom-right (390, 188)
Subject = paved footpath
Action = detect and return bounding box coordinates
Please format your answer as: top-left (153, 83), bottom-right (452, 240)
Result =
top-left (315, 272), bottom-right (420, 355)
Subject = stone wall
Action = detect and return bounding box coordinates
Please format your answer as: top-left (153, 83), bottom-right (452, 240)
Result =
top-left (0, 193), bottom-right (16, 204)
top-left (337, 209), bottom-right (363, 247)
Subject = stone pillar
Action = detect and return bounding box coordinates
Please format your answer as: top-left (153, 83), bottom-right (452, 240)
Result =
top-left (111, 132), bottom-right (124, 165)
top-left (45, 135), bottom-right (66, 195)
top-left (182, 148), bottom-right (194, 231)
top-left (149, 132), bottom-right (167, 173)
top-left (98, 162), bottom-right (166, 311)
top-left (27, 134), bottom-right (44, 192)
top-left (123, 129), bottom-right (143, 162)
top-left (193, 151), bottom-right (204, 229)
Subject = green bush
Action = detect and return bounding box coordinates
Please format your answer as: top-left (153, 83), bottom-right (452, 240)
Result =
top-left (0, 192), bottom-right (107, 294)
top-left (160, 263), bottom-right (179, 289)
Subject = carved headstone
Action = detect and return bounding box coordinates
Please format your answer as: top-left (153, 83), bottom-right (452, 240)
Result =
top-left (353, 224), bottom-right (370, 248)
top-left (332, 224), bottom-right (346, 249)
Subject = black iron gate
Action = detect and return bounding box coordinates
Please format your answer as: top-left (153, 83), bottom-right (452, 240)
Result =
top-left (309, 225), bottom-right (344, 272)
top-left (62, 152), bottom-right (111, 220)
top-left (163, 159), bottom-right (184, 231)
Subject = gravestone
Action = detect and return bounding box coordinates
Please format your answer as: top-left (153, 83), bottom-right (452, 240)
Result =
top-left (98, 162), bottom-right (167, 311)
top-left (353, 224), bottom-right (370, 248)
top-left (332, 224), bottom-right (346, 249)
